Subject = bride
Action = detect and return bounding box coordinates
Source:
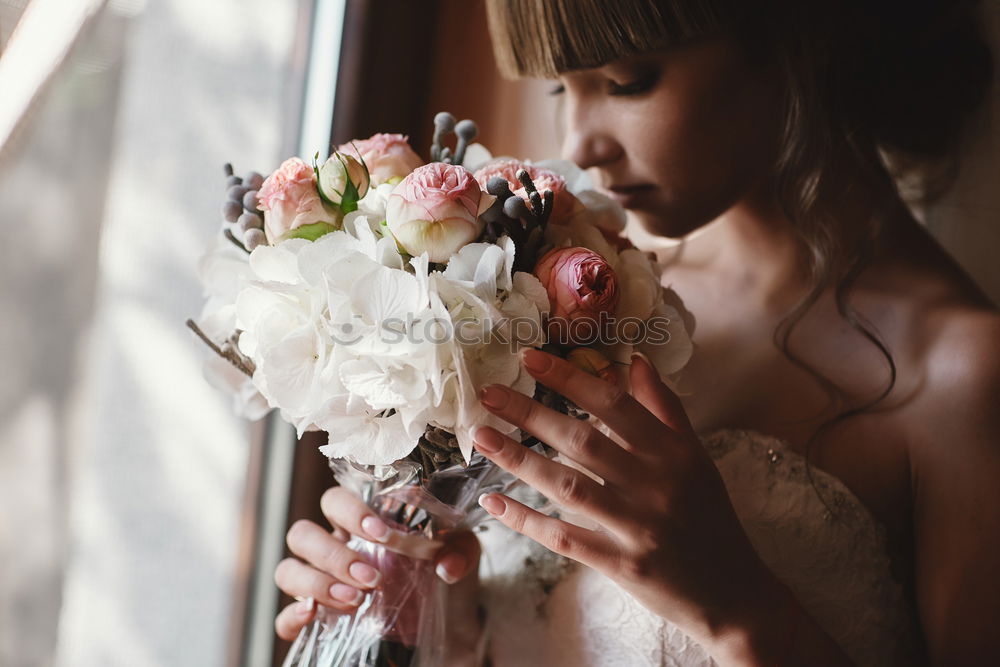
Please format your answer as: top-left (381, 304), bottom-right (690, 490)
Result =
top-left (272, 0), bottom-right (999, 664)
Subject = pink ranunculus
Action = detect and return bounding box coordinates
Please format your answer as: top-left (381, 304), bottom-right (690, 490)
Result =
top-left (337, 133), bottom-right (424, 187)
top-left (473, 158), bottom-right (584, 225)
top-left (257, 157), bottom-right (338, 244)
top-left (535, 246), bottom-right (620, 345)
top-left (385, 162), bottom-right (495, 263)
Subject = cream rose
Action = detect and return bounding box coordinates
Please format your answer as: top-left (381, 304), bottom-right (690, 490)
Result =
top-left (385, 162), bottom-right (495, 262)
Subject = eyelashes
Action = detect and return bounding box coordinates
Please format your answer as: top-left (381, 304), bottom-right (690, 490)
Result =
top-left (547, 70), bottom-right (660, 98)
top-left (609, 70), bottom-right (659, 96)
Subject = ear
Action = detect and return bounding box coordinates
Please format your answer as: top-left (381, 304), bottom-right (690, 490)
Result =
top-left (629, 352), bottom-right (696, 439)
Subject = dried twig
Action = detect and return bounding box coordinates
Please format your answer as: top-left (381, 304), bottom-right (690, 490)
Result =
top-left (185, 319), bottom-right (255, 376)
top-left (224, 229), bottom-right (250, 254)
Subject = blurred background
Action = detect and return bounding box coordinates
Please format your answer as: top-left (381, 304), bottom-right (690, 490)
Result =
top-left (0, 1), bottom-right (997, 666)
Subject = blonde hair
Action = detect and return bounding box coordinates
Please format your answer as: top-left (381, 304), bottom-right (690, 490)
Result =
top-left (485, 0), bottom-right (737, 79)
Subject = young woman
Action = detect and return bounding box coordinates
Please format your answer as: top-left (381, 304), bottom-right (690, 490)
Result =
top-left (273, 1), bottom-right (1000, 663)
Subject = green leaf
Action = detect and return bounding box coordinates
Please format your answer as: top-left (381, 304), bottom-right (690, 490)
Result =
top-left (283, 221), bottom-right (337, 242)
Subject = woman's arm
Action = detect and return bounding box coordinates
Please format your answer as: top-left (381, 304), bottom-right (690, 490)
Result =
top-left (710, 581), bottom-right (854, 666)
top-left (908, 318), bottom-right (1000, 665)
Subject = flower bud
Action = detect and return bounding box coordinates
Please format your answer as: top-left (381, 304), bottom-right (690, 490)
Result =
top-left (318, 153), bottom-right (370, 211)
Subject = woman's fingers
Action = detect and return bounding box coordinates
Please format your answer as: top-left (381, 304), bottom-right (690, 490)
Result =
top-left (286, 519), bottom-right (382, 590)
top-left (478, 384), bottom-right (634, 484)
top-left (518, 348), bottom-right (671, 450)
top-left (629, 352), bottom-right (696, 440)
top-left (477, 491), bottom-right (615, 570)
top-left (273, 557), bottom-right (365, 612)
top-left (275, 598), bottom-right (316, 642)
top-left (320, 486), bottom-right (446, 560)
top-left (433, 529), bottom-right (481, 584)
top-left (472, 425), bottom-right (631, 533)
top-left (320, 487), bottom-right (393, 544)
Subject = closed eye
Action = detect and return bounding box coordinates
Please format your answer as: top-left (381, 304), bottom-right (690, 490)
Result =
top-left (608, 70), bottom-right (659, 96)
top-left (547, 68), bottom-right (659, 98)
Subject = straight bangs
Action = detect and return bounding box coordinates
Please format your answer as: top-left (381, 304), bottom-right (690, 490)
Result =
top-left (485, 0), bottom-right (739, 79)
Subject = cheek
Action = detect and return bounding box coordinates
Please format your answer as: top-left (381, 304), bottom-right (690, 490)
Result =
top-left (628, 72), bottom-right (780, 237)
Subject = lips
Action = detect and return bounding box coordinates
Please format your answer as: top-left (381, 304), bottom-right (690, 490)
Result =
top-left (602, 183), bottom-right (654, 208)
top-left (606, 183), bottom-right (652, 193)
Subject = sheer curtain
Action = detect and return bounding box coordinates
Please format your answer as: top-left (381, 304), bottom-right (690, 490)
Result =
top-left (0, 1), bottom-right (306, 666)
top-left (0, 3), bottom-right (121, 664)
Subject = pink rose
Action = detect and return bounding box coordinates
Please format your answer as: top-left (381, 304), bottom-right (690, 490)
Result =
top-left (535, 247), bottom-right (620, 344)
top-left (473, 159), bottom-right (583, 225)
top-left (385, 163), bottom-right (495, 262)
top-left (337, 133), bottom-right (423, 186)
top-left (257, 158), bottom-right (338, 244)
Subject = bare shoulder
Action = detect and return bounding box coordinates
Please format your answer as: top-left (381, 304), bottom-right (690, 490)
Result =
top-left (871, 218), bottom-right (1000, 445)
top-left (905, 303), bottom-right (1000, 455)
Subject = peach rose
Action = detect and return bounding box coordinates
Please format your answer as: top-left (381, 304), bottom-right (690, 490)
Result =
top-left (535, 246), bottom-right (619, 344)
top-left (385, 163), bottom-right (495, 262)
top-left (257, 158), bottom-right (339, 244)
top-left (473, 158), bottom-right (583, 225)
top-left (337, 133), bottom-right (423, 186)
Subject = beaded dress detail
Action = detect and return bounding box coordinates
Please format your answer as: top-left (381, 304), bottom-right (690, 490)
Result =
top-left (477, 428), bottom-right (923, 666)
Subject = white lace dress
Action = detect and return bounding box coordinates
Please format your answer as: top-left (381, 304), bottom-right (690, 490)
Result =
top-left (476, 428), bottom-right (924, 666)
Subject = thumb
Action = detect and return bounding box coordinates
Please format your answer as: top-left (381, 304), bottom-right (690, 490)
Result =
top-left (433, 529), bottom-right (481, 585)
top-left (629, 351), bottom-right (696, 439)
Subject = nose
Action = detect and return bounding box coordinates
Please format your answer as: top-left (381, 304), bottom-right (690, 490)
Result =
top-left (559, 106), bottom-right (623, 171)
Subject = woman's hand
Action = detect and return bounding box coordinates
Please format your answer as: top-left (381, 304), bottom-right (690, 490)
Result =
top-left (273, 485), bottom-right (481, 642)
top-left (472, 348), bottom-right (799, 661)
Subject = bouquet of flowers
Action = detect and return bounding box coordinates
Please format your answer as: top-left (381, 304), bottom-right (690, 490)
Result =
top-left (189, 112), bottom-right (692, 666)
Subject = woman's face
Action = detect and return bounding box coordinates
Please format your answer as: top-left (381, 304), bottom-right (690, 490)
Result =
top-left (552, 32), bottom-right (784, 238)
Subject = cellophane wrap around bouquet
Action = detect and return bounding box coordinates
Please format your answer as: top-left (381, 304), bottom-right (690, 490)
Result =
top-left (189, 112), bottom-right (692, 666)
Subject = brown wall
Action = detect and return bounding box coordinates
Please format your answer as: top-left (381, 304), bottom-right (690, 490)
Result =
top-left (330, 0), bottom-right (562, 161)
top-left (418, 1), bottom-right (563, 162)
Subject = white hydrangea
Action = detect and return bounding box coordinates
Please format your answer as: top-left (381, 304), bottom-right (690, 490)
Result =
top-left (194, 238), bottom-right (271, 420)
top-left (233, 212), bottom-right (546, 466)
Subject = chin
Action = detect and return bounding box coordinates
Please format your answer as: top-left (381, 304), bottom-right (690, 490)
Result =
top-left (631, 208), bottom-right (711, 240)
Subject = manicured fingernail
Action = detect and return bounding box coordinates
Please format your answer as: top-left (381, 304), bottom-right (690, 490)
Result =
top-left (361, 515), bottom-right (390, 543)
top-left (631, 350), bottom-right (651, 367)
top-left (631, 350), bottom-right (661, 379)
top-left (297, 597), bottom-right (315, 616)
top-left (330, 583), bottom-right (363, 605)
top-left (479, 493), bottom-right (506, 515)
top-left (472, 425), bottom-right (503, 454)
top-left (520, 348), bottom-right (553, 374)
top-left (435, 552), bottom-right (468, 584)
top-left (349, 561), bottom-right (381, 587)
top-left (479, 385), bottom-right (509, 410)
